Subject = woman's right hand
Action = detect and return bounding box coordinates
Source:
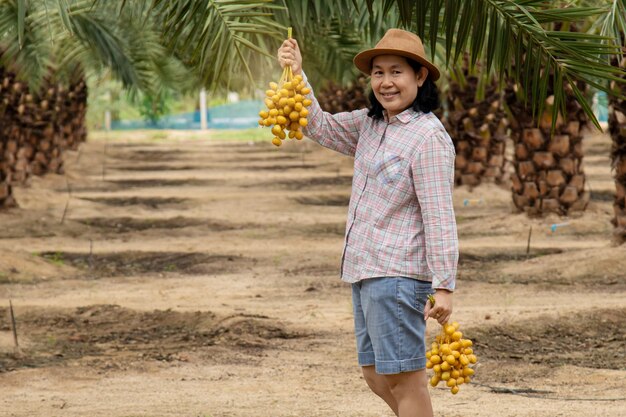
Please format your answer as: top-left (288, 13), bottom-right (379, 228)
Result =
top-left (277, 38), bottom-right (302, 76)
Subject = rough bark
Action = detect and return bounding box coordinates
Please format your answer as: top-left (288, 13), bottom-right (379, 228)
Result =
top-left (317, 76), bottom-right (368, 113)
top-left (608, 45), bottom-right (626, 244)
top-left (0, 64), bottom-right (87, 208)
top-left (505, 80), bottom-right (589, 217)
top-left (446, 64), bottom-right (508, 189)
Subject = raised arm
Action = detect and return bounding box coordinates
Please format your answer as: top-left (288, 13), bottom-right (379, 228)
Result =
top-left (278, 39), bottom-right (364, 157)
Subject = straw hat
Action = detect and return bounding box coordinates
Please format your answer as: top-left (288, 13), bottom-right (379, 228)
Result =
top-left (353, 29), bottom-right (440, 81)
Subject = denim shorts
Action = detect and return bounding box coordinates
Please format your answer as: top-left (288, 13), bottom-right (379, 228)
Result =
top-left (351, 277), bottom-right (434, 375)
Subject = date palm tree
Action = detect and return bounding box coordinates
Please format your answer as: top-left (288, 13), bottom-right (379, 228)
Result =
top-left (595, 0), bottom-right (626, 243)
top-left (17, 1), bottom-right (621, 123)
top-left (446, 58), bottom-right (508, 188)
top-left (0, 0), bottom-right (190, 207)
top-left (502, 20), bottom-right (596, 217)
top-left (608, 50), bottom-right (626, 243)
top-left (8, 0), bottom-right (625, 133)
top-left (608, 63), bottom-right (626, 243)
top-left (4, 0), bottom-right (626, 215)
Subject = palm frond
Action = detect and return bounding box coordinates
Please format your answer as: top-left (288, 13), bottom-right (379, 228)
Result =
top-left (62, 10), bottom-right (141, 89)
top-left (288, 0), bottom-right (401, 86)
top-left (17, 0), bottom-right (26, 48)
top-left (1, 0), bottom-right (192, 96)
top-left (0, 0), bottom-right (51, 90)
top-left (593, 0), bottom-right (626, 47)
top-left (147, 0), bottom-right (285, 92)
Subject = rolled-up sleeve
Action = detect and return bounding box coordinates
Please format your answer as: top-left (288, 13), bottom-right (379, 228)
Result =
top-left (301, 72), bottom-right (365, 157)
top-left (412, 132), bottom-right (459, 291)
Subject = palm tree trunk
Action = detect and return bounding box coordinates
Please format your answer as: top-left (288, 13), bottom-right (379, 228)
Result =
top-left (317, 76), bottom-right (368, 113)
top-left (608, 46), bottom-right (626, 244)
top-left (446, 62), bottom-right (508, 188)
top-left (505, 79), bottom-right (590, 216)
top-left (0, 63), bottom-right (88, 208)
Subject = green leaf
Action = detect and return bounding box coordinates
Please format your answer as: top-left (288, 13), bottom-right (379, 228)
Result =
top-left (443, 0), bottom-right (461, 65)
top-left (57, 0), bottom-right (73, 35)
top-left (415, 0), bottom-right (428, 39)
top-left (430, 0), bottom-right (442, 58)
top-left (454, 0), bottom-right (474, 63)
top-left (469, 0), bottom-right (487, 67)
top-left (17, 0), bottom-right (25, 49)
top-left (568, 74), bottom-right (602, 130)
top-left (485, 4), bottom-right (498, 73)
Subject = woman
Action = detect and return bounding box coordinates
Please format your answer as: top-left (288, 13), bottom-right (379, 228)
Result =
top-left (278, 29), bottom-right (458, 417)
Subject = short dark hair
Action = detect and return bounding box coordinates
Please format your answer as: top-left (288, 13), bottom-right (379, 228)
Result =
top-left (367, 59), bottom-right (441, 120)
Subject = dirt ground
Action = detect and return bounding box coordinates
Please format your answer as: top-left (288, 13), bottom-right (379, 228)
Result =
top-left (1, 128), bottom-right (625, 417)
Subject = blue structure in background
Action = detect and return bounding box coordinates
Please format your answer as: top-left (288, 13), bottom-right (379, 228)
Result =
top-left (593, 91), bottom-right (608, 123)
top-left (111, 100), bottom-right (263, 130)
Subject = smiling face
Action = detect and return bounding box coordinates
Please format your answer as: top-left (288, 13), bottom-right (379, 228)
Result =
top-left (370, 55), bottom-right (429, 119)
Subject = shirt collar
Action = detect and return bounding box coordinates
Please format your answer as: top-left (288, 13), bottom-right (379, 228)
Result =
top-left (383, 107), bottom-right (423, 124)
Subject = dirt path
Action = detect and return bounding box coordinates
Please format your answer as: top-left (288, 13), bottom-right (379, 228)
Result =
top-left (1, 130), bottom-right (625, 417)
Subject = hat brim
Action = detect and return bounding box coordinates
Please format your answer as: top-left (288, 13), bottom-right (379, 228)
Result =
top-left (353, 48), bottom-right (440, 81)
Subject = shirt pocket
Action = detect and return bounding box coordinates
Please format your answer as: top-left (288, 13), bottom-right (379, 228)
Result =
top-left (373, 154), bottom-right (408, 185)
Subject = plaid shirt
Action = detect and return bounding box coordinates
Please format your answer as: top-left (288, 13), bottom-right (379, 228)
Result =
top-left (302, 74), bottom-right (458, 291)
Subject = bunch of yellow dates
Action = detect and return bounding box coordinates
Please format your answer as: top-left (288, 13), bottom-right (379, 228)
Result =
top-left (259, 66), bottom-right (312, 147)
top-left (425, 320), bottom-right (478, 395)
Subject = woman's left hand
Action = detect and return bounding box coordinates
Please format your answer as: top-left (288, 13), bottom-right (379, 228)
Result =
top-left (424, 289), bottom-right (453, 325)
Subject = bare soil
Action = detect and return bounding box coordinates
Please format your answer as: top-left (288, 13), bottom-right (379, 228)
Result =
top-left (0, 129), bottom-right (625, 417)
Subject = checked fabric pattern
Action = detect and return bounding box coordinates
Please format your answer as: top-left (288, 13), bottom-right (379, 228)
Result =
top-left (302, 74), bottom-right (458, 291)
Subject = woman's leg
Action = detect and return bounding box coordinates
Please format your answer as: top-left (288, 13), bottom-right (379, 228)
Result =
top-left (353, 283), bottom-right (397, 413)
top-left (362, 365), bottom-right (398, 416)
top-left (384, 370), bottom-right (433, 417)
top-left (356, 277), bottom-right (434, 416)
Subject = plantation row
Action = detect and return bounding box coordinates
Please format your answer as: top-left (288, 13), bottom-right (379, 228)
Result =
top-left (1, 59), bottom-right (625, 242)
